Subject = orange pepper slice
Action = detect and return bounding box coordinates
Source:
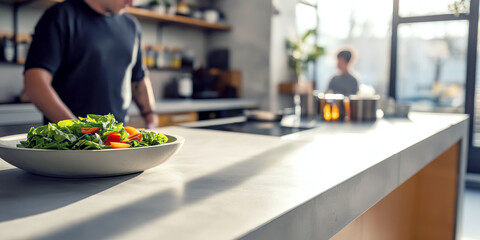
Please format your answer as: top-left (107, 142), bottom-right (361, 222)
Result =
top-left (124, 126), bottom-right (140, 136)
top-left (120, 133), bottom-right (143, 143)
top-left (110, 142), bottom-right (131, 149)
top-left (127, 133), bottom-right (143, 143)
top-left (81, 127), bottom-right (101, 134)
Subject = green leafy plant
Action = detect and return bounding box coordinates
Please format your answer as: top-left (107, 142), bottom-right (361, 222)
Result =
top-left (286, 29), bottom-right (325, 79)
top-left (449, 0), bottom-right (469, 17)
top-left (17, 114), bottom-right (168, 150)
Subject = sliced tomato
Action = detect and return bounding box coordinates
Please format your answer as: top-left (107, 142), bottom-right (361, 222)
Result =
top-left (81, 127), bottom-right (101, 134)
top-left (108, 132), bottom-right (121, 141)
top-left (104, 132), bottom-right (121, 145)
top-left (110, 142), bottom-right (131, 149)
top-left (124, 126), bottom-right (140, 136)
top-left (127, 133), bottom-right (143, 143)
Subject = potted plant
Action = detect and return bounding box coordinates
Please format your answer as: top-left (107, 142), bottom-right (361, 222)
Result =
top-left (285, 29), bottom-right (325, 120)
top-left (286, 29), bottom-right (325, 81)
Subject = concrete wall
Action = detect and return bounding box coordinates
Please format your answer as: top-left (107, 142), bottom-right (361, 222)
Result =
top-left (269, 0), bottom-right (297, 112)
top-left (0, 4), bottom-right (13, 32)
top-left (0, 64), bottom-right (24, 103)
top-left (207, 0), bottom-right (273, 110)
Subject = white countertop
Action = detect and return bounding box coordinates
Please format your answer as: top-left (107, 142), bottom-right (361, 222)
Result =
top-left (129, 98), bottom-right (258, 115)
top-left (0, 113), bottom-right (469, 240)
top-left (0, 99), bottom-right (258, 125)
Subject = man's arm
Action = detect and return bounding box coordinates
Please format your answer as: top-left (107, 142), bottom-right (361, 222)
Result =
top-left (132, 77), bottom-right (158, 129)
top-left (24, 68), bottom-right (76, 123)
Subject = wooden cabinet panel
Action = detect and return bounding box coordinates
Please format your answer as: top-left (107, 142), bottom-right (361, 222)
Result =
top-left (332, 142), bottom-right (460, 240)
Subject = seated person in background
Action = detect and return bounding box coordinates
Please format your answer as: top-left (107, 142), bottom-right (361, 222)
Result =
top-left (327, 49), bottom-right (359, 96)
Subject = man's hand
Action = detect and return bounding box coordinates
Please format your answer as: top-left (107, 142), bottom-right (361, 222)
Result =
top-left (144, 113), bottom-right (159, 129)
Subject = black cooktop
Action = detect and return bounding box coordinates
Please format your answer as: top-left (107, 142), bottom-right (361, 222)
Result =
top-left (192, 117), bottom-right (317, 137)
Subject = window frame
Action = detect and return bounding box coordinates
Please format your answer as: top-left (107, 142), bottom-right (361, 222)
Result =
top-left (389, 0), bottom-right (480, 173)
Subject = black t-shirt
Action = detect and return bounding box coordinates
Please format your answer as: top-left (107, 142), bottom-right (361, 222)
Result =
top-left (25, 0), bottom-right (145, 123)
top-left (327, 73), bottom-right (359, 96)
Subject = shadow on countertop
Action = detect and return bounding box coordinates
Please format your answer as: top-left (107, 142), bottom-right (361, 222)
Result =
top-left (0, 168), bottom-right (140, 222)
top-left (14, 140), bottom-right (299, 240)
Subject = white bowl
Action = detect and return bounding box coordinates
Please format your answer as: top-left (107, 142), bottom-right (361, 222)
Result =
top-left (0, 134), bottom-right (184, 178)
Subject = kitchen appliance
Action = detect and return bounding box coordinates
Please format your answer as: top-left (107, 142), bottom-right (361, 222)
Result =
top-left (178, 73), bottom-right (193, 98)
top-left (192, 117), bottom-right (315, 137)
top-left (315, 93), bottom-right (346, 121)
top-left (349, 95), bottom-right (380, 121)
top-left (192, 68), bottom-right (241, 99)
top-left (192, 70), bottom-right (219, 99)
top-left (208, 49), bottom-right (229, 70)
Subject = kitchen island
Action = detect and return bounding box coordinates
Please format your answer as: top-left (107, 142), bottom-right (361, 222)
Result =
top-left (0, 113), bottom-right (468, 240)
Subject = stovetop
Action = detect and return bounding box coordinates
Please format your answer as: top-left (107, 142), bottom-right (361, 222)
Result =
top-left (190, 116), bottom-right (318, 137)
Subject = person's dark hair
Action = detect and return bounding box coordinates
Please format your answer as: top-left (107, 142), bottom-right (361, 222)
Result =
top-left (337, 50), bottom-right (352, 63)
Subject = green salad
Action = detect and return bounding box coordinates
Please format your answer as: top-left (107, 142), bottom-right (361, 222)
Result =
top-left (16, 114), bottom-right (168, 150)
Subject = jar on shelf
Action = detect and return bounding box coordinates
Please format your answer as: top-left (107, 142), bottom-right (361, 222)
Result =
top-left (152, 2), bottom-right (166, 14)
top-left (170, 47), bottom-right (182, 69)
top-left (0, 33), bottom-right (14, 63)
top-left (16, 41), bottom-right (29, 64)
top-left (14, 34), bottom-right (31, 64)
top-left (144, 45), bottom-right (156, 68)
top-left (176, 0), bottom-right (191, 16)
top-left (154, 45), bottom-right (168, 69)
top-left (166, 0), bottom-right (177, 15)
top-left (164, 47), bottom-right (173, 68)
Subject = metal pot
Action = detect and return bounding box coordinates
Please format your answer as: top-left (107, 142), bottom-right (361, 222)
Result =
top-left (349, 95), bottom-right (380, 122)
top-left (314, 92), bottom-right (346, 121)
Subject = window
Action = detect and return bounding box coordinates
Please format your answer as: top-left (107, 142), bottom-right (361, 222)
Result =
top-left (314, 0), bottom-right (392, 95)
top-left (396, 21), bottom-right (468, 112)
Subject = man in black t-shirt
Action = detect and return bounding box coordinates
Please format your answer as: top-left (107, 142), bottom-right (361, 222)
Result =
top-left (24, 0), bottom-right (158, 128)
top-left (327, 50), bottom-right (359, 96)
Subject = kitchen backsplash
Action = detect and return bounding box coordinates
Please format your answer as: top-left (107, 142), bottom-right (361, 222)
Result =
top-left (0, 64), bottom-right (24, 103)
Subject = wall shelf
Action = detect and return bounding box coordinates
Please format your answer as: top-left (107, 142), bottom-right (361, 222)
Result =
top-left (0, 0), bottom-right (231, 31)
top-left (125, 7), bottom-right (231, 31)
